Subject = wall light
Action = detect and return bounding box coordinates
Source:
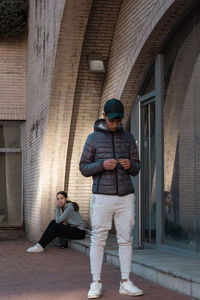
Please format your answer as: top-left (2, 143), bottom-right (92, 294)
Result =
top-left (88, 53), bottom-right (105, 73)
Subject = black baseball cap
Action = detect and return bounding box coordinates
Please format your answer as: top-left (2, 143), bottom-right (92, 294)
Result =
top-left (104, 98), bottom-right (124, 120)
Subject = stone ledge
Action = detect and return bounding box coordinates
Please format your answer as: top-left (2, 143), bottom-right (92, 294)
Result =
top-left (68, 236), bottom-right (200, 300)
top-left (0, 229), bottom-right (26, 241)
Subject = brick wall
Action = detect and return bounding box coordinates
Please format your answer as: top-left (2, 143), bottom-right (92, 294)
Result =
top-left (0, 38), bottom-right (26, 120)
top-left (100, 0), bottom-right (196, 124)
top-left (25, 0), bottom-right (92, 241)
top-left (39, 0), bottom-right (92, 230)
top-left (64, 0), bottom-right (121, 225)
top-left (25, 0), bottom-right (66, 240)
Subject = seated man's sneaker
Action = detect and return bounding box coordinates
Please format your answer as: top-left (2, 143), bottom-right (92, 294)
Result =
top-left (27, 243), bottom-right (44, 253)
top-left (119, 279), bottom-right (143, 296)
top-left (88, 281), bottom-right (102, 299)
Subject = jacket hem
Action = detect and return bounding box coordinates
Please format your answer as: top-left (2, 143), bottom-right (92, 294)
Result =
top-left (92, 191), bottom-right (135, 197)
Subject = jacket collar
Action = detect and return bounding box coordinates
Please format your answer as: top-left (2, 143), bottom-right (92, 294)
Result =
top-left (94, 118), bottom-right (123, 132)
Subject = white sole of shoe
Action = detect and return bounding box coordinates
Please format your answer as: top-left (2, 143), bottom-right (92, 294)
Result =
top-left (26, 249), bottom-right (44, 253)
top-left (88, 295), bottom-right (101, 299)
top-left (119, 290), bottom-right (143, 296)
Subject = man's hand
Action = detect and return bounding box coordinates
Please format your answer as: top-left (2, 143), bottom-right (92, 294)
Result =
top-left (118, 158), bottom-right (131, 170)
top-left (63, 221), bottom-right (68, 226)
top-left (103, 159), bottom-right (118, 170)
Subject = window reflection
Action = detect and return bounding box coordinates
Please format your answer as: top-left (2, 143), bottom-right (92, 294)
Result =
top-left (164, 8), bottom-right (200, 251)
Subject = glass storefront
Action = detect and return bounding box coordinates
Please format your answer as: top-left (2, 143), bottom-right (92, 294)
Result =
top-left (163, 7), bottom-right (200, 252)
top-left (134, 4), bottom-right (200, 253)
top-left (0, 123), bottom-right (23, 227)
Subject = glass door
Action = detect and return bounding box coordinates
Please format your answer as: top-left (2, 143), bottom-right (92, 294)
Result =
top-left (131, 55), bottom-right (163, 248)
top-left (140, 98), bottom-right (156, 245)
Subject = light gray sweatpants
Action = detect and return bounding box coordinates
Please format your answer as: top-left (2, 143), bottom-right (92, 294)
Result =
top-left (90, 193), bottom-right (135, 281)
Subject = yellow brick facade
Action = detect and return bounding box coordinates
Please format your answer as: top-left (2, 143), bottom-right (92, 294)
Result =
top-left (0, 38), bottom-right (26, 120)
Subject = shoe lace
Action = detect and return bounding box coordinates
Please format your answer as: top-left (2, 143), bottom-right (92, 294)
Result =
top-left (92, 282), bottom-right (101, 289)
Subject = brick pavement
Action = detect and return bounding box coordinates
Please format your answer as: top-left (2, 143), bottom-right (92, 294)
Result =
top-left (0, 241), bottom-right (195, 300)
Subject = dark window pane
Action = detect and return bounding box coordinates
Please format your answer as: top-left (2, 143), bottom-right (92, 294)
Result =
top-left (0, 125), bottom-right (21, 148)
top-left (0, 152), bottom-right (22, 227)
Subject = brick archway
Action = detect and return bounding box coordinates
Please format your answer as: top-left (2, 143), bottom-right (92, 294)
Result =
top-left (39, 0), bottom-right (92, 229)
top-left (100, 0), bottom-right (197, 125)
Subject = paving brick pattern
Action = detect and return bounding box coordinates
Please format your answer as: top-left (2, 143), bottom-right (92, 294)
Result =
top-left (0, 241), bottom-right (195, 300)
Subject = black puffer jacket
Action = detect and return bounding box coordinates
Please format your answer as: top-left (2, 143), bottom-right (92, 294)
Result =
top-left (79, 119), bottom-right (140, 196)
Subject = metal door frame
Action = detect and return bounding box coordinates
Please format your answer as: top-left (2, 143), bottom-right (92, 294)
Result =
top-left (136, 54), bottom-right (164, 248)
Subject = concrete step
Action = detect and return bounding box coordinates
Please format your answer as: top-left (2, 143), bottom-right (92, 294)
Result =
top-left (0, 228), bottom-right (26, 241)
top-left (68, 236), bottom-right (200, 299)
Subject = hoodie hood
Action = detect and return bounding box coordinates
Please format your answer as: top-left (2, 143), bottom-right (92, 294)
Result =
top-left (94, 118), bottom-right (123, 132)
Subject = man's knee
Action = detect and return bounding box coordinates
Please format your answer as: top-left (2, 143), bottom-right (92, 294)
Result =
top-left (118, 239), bottom-right (132, 246)
top-left (91, 229), bottom-right (108, 246)
top-left (117, 232), bottom-right (133, 246)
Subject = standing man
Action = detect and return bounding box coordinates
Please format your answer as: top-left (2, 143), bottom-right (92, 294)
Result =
top-left (80, 98), bottom-right (143, 298)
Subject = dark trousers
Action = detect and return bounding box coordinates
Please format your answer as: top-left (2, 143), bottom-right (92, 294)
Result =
top-left (38, 220), bottom-right (85, 248)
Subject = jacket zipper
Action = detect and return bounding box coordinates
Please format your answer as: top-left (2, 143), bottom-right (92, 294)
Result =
top-left (97, 175), bottom-right (101, 192)
top-left (111, 133), bottom-right (118, 195)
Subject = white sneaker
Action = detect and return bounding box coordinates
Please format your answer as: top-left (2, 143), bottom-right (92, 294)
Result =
top-left (88, 282), bottom-right (102, 298)
top-left (119, 279), bottom-right (143, 296)
top-left (27, 243), bottom-right (44, 253)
